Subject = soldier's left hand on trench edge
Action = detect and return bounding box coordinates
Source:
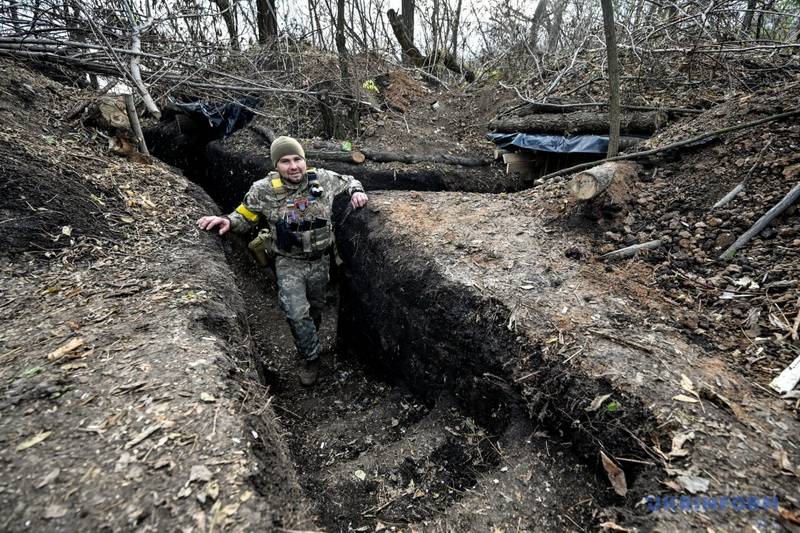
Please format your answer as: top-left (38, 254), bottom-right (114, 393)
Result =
top-left (351, 192), bottom-right (368, 209)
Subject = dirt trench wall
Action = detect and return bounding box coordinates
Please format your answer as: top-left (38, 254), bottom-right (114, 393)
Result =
top-left (334, 203), bottom-right (659, 496)
top-left (147, 116), bottom-right (528, 214)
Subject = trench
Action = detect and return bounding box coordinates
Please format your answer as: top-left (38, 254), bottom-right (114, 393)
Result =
top-left (146, 115), bottom-right (657, 531)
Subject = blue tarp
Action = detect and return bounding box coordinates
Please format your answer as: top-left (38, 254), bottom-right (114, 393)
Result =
top-left (487, 132), bottom-right (646, 154)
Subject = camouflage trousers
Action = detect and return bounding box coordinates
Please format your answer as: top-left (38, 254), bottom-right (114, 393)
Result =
top-left (275, 255), bottom-right (329, 362)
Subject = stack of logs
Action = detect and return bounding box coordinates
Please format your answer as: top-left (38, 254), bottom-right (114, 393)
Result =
top-left (487, 104), bottom-right (667, 177)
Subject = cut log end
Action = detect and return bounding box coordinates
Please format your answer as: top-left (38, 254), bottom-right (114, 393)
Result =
top-left (569, 162), bottom-right (638, 201)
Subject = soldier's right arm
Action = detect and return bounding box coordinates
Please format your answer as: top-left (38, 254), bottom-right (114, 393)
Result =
top-left (226, 181), bottom-right (270, 233)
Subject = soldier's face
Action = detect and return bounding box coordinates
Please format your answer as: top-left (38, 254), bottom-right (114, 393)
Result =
top-left (276, 155), bottom-right (307, 183)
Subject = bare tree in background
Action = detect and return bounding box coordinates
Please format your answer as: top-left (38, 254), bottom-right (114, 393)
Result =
top-left (401, 0), bottom-right (415, 64)
top-left (601, 0), bottom-right (620, 157)
top-left (212, 0), bottom-right (240, 50)
top-left (256, 0), bottom-right (277, 43)
top-left (449, 0), bottom-right (463, 56)
top-left (547, 0), bottom-right (565, 53)
top-left (529, 0), bottom-right (548, 51)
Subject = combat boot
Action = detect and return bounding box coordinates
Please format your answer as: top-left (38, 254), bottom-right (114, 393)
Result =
top-left (299, 358), bottom-right (320, 387)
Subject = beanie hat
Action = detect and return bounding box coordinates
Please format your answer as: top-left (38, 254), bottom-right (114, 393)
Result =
top-left (270, 136), bottom-right (305, 166)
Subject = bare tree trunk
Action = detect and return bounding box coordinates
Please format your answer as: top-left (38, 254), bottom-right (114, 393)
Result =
top-left (387, 8), bottom-right (424, 62)
top-left (530, 0), bottom-right (548, 50)
top-left (401, 1), bottom-right (415, 40)
top-left (335, 0), bottom-right (349, 81)
top-left (547, 0), bottom-right (565, 53)
top-left (450, 0), bottom-right (463, 57)
top-left (212, 0), bottom-right (240, 50)
top-left (8, 0), bottom-right (22, 33)
top-left (742, 0), bottom-right (757, 35)
top-left (256, 0), bottom-right (277, 44)
top-left (601, 0), bottom-right (621, 157)
top-left (335, 0), bottom-right (359, 133)
top-left (431, 0), bottom-right (441, 65)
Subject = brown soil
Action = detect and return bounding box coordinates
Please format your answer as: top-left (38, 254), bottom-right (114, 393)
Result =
top-left (0, 59), bottom-right (313, 531)
top-left (3, 53), bottom-right (800, 533)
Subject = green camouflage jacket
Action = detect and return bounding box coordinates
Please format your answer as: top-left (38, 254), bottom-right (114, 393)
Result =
top-left (227, 168), bottom-right (364, 259)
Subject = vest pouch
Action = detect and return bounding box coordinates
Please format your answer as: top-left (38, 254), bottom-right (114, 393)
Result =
top-left (248, 228), bottom-right (275, 266)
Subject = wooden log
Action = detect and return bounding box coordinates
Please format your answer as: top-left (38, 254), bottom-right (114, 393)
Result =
top-left (489, 111), bottom-right (667, 135)
top-left (502, 152), bottom-right (533, 164)
top-left (85, 96), bottom-right (129, 131)
top-left (306, 150), bottom-right (366, 164)
top-left (507, 101), bottom-right (702, 116)
top-left (570, 162), bottom-right (639, 201)
top-left (719, 181), bottom-right (800, 260)
top-left (361, 149), bottom-right (489, 167)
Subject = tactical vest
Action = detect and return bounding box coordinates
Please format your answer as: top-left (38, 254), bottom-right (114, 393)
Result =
top-left (257, 169), bottom-right (333, 259)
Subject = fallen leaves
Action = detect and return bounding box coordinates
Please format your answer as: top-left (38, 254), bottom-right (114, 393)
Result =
top-left (675, 474), bottom-right (710, 494)
top-left (773, 449), bottom-right (800, 478)
top-left (672, 394), bottom-right (700, 403)
top-left (586, 393), bottom-right (612, 412)
top-left (124, 423), bottom-right (163, 450)
top-left (43, 504), bottom-right (68, 519)
top-left (189, 464), bottom-right (213, 483)
top-left (35, 468), bottom-right (60, 489)
top-left (200, 392), bottom-right (216, 403)
top-left (16, 431), bottom-right (52, 451)
top-left (668, 431), bottom-right (695, 459)
top-left (47, 337), bottom-right (84, 361)
top-left (600, 450), bottom-right (627, 496)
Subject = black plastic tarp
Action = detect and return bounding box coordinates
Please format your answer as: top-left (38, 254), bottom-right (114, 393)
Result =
top-left (171, 97), bottom-right (259, 138)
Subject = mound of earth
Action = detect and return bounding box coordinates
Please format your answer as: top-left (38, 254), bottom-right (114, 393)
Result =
top-left (0, 59), bottom-right (313, 531)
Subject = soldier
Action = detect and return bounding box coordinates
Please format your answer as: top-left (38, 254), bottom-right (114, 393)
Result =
top-left (196, 136), bottom-right (368, 386)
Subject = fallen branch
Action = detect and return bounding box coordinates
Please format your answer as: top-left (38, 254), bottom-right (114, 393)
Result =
top-left (249, 124), bottom-right (275, 144)
top-left (600, 239), bottom-right (663, 261)
top-left (119, 0), bottom-right (160, 119)
top-left (712, 138), bottom-right (772, 209)
top-left (64, 78), bottom-right (118, 121)
top-left (538, 108), bottom-right (800, 182)
top-left (124, 93), bottom-right (149, 157)
top-left (719, 181), bottom-right (800, 260)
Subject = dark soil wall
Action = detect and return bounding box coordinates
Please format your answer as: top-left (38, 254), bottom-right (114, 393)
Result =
top-left (334, 207), bottom-right (661, 500)
top-left (146, 115), bottom-right (532, 215)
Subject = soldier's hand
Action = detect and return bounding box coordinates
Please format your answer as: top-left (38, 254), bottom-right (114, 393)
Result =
top-left (197, 215), bottom-right (230, 235)
top-left (351, 192), bottom-right (368, 209)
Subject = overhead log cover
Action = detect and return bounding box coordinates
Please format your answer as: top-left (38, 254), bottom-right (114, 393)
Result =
top-left (490, 110), bottom-right (668, 135)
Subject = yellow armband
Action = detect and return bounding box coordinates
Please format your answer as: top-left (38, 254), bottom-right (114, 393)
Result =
top-left (235, 204), bottom-right (260, 223)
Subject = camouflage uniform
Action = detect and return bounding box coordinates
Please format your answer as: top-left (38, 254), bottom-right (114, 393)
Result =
top-left (226, 168), bottom-right (364, 362)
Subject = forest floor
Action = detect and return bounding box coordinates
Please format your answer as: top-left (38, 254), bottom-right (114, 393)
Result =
top-left (1, 55), bottom-right (799, 533)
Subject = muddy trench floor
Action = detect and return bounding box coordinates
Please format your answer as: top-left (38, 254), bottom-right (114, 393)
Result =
top-left (224, 244), bottom-right (607, 532)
